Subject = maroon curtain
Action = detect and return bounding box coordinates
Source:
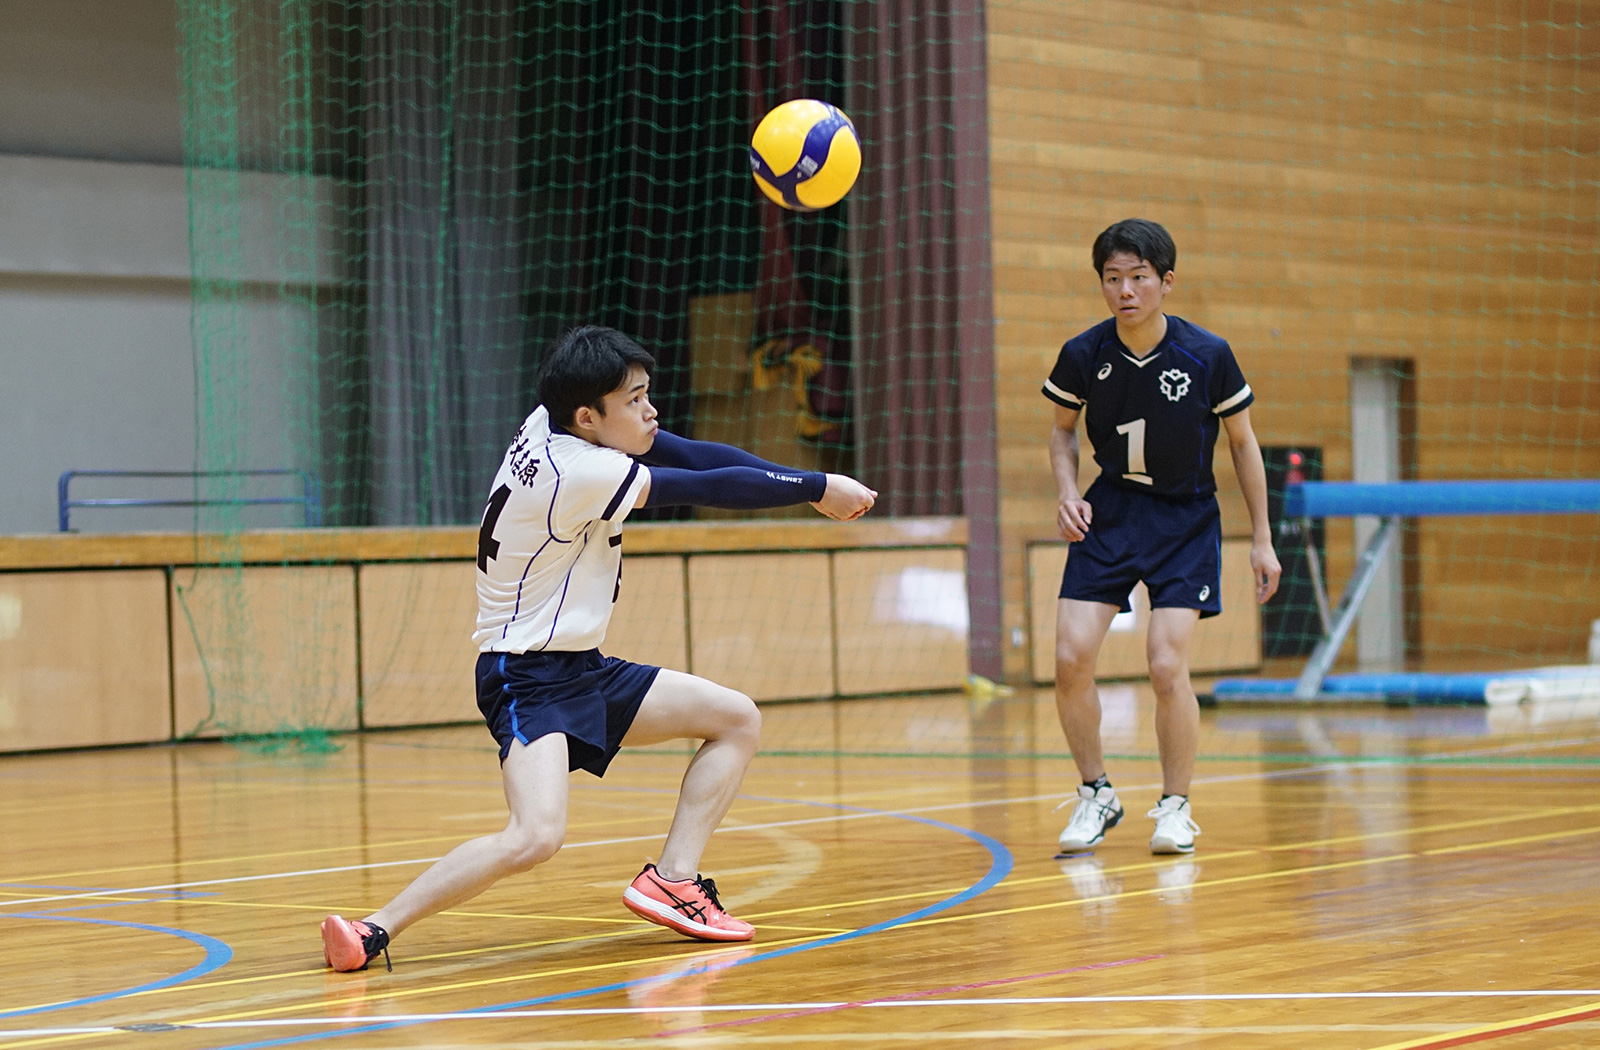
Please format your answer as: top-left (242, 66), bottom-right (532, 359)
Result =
top-left (851, 0), bottom-right (1001, 672)
top-left (850, 1), bottom-right (995, 519)
top-left (746, 0), bottom-right (1001, 672)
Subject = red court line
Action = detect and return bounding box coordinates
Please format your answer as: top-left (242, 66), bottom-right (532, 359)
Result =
top-left (1374, 1001), bottom-right (1600, 1050)
top-left (654, 954), bottom-right (1163, 1038)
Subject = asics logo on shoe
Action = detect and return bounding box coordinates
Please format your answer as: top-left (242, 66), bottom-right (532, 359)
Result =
top-left (647, 875), bottom-right (708, 923)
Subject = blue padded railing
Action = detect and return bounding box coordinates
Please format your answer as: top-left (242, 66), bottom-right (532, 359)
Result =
top-left (58, 470), bottom-right (323, 532)
top-left (1285, 479), bottom-right (1600, 518)
top-left (1218, 478), bottom-right (1600, 703)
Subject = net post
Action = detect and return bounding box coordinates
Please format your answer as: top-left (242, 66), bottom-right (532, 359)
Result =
top-left (1293, 515), bottom-right (1401, 699)
top-left (950, 0), bottom-right (1002, 681)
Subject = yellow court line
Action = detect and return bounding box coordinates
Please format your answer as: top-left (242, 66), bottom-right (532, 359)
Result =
top-left (9, 805), bottom-right (1598, 1034)
top-left (179, 932), bottom-right (833, 1027)
top-left (0, 906), bottom-right (850, 1022)
top-left (1362, 997), bottom-right (1600, 1050)
top-left (755, 803), bottom-right (1600, 917)
top-left (1419, 824), bottom-right (1600, 856)
top-left (894, 822), bottom-right (1600, 932)
top-left (0, 796), bottom-right (827, 886)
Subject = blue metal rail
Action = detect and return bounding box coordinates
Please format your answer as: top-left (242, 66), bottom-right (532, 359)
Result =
top-left (58, 470), bottom-right (323, 532)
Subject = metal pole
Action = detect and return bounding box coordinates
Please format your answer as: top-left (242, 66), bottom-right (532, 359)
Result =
top-left (1293, 515), bottom-right (1400, 700)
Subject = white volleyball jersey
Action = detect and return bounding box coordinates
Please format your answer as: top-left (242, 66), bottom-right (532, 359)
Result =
top-left (473, 405), bottom-right (651, 653)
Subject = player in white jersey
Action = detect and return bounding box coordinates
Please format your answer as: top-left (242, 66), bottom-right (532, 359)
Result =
top-left (321, 326), bottom-right (876, 971)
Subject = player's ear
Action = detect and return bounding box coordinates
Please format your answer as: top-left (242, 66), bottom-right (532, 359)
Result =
top-left (571, 404), bottom-right (598, 432)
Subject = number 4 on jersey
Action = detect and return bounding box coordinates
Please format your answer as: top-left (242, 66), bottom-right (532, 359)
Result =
top-left (477, 484), bottom-right (512, 570)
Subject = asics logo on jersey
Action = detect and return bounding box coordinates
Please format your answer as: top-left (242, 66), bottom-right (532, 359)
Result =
top-left (1198, 585), bottom-right (1210, 601)
top-left (1159, 368), bottom-right (1192, 402)
top-left (1097, 362), bottom-right (1113, 380)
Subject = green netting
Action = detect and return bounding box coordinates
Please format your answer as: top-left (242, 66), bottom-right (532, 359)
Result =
top-left (174, 1), bottom-right (1598, 748)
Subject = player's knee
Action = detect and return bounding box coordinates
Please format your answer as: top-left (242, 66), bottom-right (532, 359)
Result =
top-left (722, 691), bottom-right (761, 744)
top-left (1055, 643), bottom-right (1095, 683)
top-left (502, 826), bottom-right (563, 872)
top-left (1147, 650), bottom-right (1190, 692)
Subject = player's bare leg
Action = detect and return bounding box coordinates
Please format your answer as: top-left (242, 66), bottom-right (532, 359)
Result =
top-left (322, 731), bottom-right (571, 970)
top-left (1054, 598), bottom-right (1119, 782)
top-left (618, 669), bottom-right (761, 940)
top-left (1053, 599), bottom-right (1126, 852)
top-left (366, 731), bottom-right (571, 937)
top-left (1145, 606), bottom-right (1204, 854)
top-left (621, 669), bottom-right (761, 880)
top-left (1145, 607), bottom-right (1202, 796)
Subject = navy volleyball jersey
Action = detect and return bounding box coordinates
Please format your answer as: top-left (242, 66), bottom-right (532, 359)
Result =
top-left (1042, 316), bottom-right (1254, 499)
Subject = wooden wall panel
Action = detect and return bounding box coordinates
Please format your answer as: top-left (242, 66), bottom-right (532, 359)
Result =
top-left (171, 566), bottom-right (358, 738)
top-left (833, 548), bottom-right (969, 696)
top-left (0, 570), bottom-right (170, 752)
top-left (1028, 540), bottom-right (1262, 684)
top-left (606, 555), bottom-right (690, 673)
top-left (359, 562), bottom-right (479, 728)
top-left (987, 0), bottom-right (1599, 676)
top-left (688, 553), bottom-right (834, 701)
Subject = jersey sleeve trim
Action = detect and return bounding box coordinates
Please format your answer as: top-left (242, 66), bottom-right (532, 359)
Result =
top-left (601, 460), bottom-right (642, 521)
top-left (1213, 384), bottom-right (1254, 417)
top-left (1042, 378), bottom-right (1085, 407)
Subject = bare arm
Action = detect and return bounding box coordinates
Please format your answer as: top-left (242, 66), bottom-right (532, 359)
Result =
top-left (1049, 403), bottom-right (1092, 541)
top-left (1222, 407), bottom-right (1282, 604)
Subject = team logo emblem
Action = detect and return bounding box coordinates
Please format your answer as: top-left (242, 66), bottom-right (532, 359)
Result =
top-left (1097, 362), bottom-right (1113, 380)
top-left (1198, 585), bottom-right (1211, 601)
top-left (1159, 368), bottom-right (1192, 402)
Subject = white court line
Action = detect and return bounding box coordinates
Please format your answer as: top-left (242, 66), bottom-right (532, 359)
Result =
top-left (0, 755), bottom-right (1521, 911)
top-left (3, 990), bottom-right (1599, 1038)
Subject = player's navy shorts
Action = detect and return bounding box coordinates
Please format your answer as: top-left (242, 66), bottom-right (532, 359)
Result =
top-left (1059, 478), bottom-right (1223, 619)
top-left (475, 649), bottom-right (661, 776)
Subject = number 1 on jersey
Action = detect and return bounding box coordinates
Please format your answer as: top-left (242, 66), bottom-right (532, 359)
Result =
top-left (1116, 418), bottom-right (1153, 486)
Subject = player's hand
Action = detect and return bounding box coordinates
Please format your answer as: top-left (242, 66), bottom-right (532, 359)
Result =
top-left (812, 475), bottom-right (877, 521)
top-left (1251, 541), bottom-right (1282, 604)
top-left (1057, 497), bottom-right (1092, 542)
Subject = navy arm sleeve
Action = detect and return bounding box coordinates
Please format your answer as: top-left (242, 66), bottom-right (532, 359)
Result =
top-left (638, 429), bottom-right (794, 474)
top-left (642, 465), bottom-right (827, 510)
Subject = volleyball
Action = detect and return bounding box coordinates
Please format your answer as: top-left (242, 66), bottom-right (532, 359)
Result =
top-left (749, 99), bottom-right (861, 212)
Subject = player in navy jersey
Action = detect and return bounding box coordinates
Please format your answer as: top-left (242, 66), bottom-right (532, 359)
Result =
top-left (321, 326), bottom-right (876, 971)
top-left (1043, 219), bottom-right (1280, 856)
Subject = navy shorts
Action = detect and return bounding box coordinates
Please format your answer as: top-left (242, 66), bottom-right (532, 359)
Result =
top-left (1059, 478), bottom-right (1223, 619)
top-left (476, 650), bottom-right (661, 776)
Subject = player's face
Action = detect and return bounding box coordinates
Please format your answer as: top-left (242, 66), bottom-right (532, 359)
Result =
top-left (1099, 252), bottom-right (1173, 328)
top-left (590, 365), bottom-right (659, 455)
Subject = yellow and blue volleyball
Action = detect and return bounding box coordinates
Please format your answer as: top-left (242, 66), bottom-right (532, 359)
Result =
top-left (749, 100), bottom-right (861, 212)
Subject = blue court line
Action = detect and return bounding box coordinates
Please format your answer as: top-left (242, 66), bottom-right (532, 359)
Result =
top-left (187, 801), bottom-right (1014, 1050)
top-left (0, 913), bottom-right (232, 1019)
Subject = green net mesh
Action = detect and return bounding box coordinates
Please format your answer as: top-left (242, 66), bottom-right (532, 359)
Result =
top-left (172, 1), bottom-right (1598, 750)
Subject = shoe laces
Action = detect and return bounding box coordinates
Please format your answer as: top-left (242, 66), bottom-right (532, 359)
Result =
top-left (694, 876), bottom-right (726, 913)
top-left (1058, 785), bottom-right (1116, 823)
top-left (359, 921), bottom-right (393, 972)
top-left (1146, 803), bottom-right (1200, 835)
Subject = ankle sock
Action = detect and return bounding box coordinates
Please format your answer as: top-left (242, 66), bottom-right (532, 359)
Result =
top-left (1084, 775), bottom-right (1111, 792)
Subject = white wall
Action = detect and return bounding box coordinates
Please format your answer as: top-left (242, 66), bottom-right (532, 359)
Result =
top-left (0, 0), bottom-right (184, 165)
top-left (0, 1), bottom-right (352, 534)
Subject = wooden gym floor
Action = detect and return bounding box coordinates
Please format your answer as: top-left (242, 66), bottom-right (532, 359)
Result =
top-left (3, 685), bottom-right (1599, 1049)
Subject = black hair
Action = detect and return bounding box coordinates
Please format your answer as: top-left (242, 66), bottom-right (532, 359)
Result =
top-left (1091, 218), bottom-right (1176, 278)
top-left (535, 325), bottom-right (655, 427)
